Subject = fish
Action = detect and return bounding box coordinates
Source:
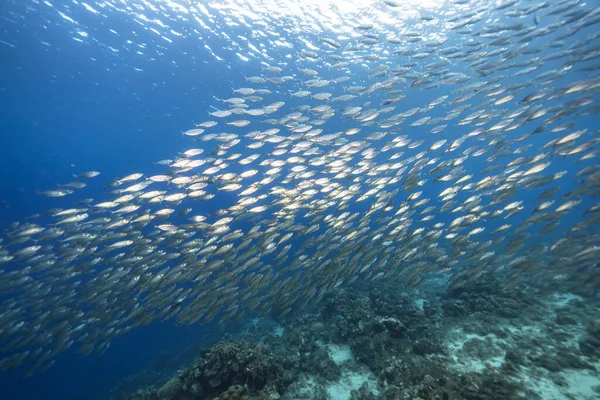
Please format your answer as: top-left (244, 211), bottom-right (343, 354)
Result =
top-left (74, 171), bottom-right (100, 179)
top-left (2, 0), bottom-right (600, 379)
top-left (37, 190), bottom-right (73, 197)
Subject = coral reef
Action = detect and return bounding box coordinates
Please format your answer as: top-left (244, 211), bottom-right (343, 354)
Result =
top-left (121, 340), bottom-right (286, 400)
top-left (442, 277), bottom-right (536, 318)
top-left (114, 279), bottom-right (600, 400)
top-left (579, 319), bottom-right (600, 358)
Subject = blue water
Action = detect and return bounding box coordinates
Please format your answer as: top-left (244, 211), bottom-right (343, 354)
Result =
top-left (1, 0), bottom-right (599, 398)
top-left (1, 2), bottom-right (231, 398)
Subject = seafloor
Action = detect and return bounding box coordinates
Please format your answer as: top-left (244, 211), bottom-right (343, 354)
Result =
top-left (111, 279), bottom-right (600, 400)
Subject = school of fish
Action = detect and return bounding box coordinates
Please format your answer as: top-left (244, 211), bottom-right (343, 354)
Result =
top-left (1, 0), bottom-right (600, 377)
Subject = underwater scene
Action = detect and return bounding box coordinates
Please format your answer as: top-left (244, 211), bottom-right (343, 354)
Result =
top-left (1, 0), bottom-right (600, 399)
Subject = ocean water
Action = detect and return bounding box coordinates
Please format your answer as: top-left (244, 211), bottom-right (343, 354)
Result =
top-left (1, 0), bottom-right (599, 399)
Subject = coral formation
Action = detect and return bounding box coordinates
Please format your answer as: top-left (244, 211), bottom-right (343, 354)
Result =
top-left (114, 280), bottom-right (600, 400)
top-left (120, 340), bottom-right (285, 400)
